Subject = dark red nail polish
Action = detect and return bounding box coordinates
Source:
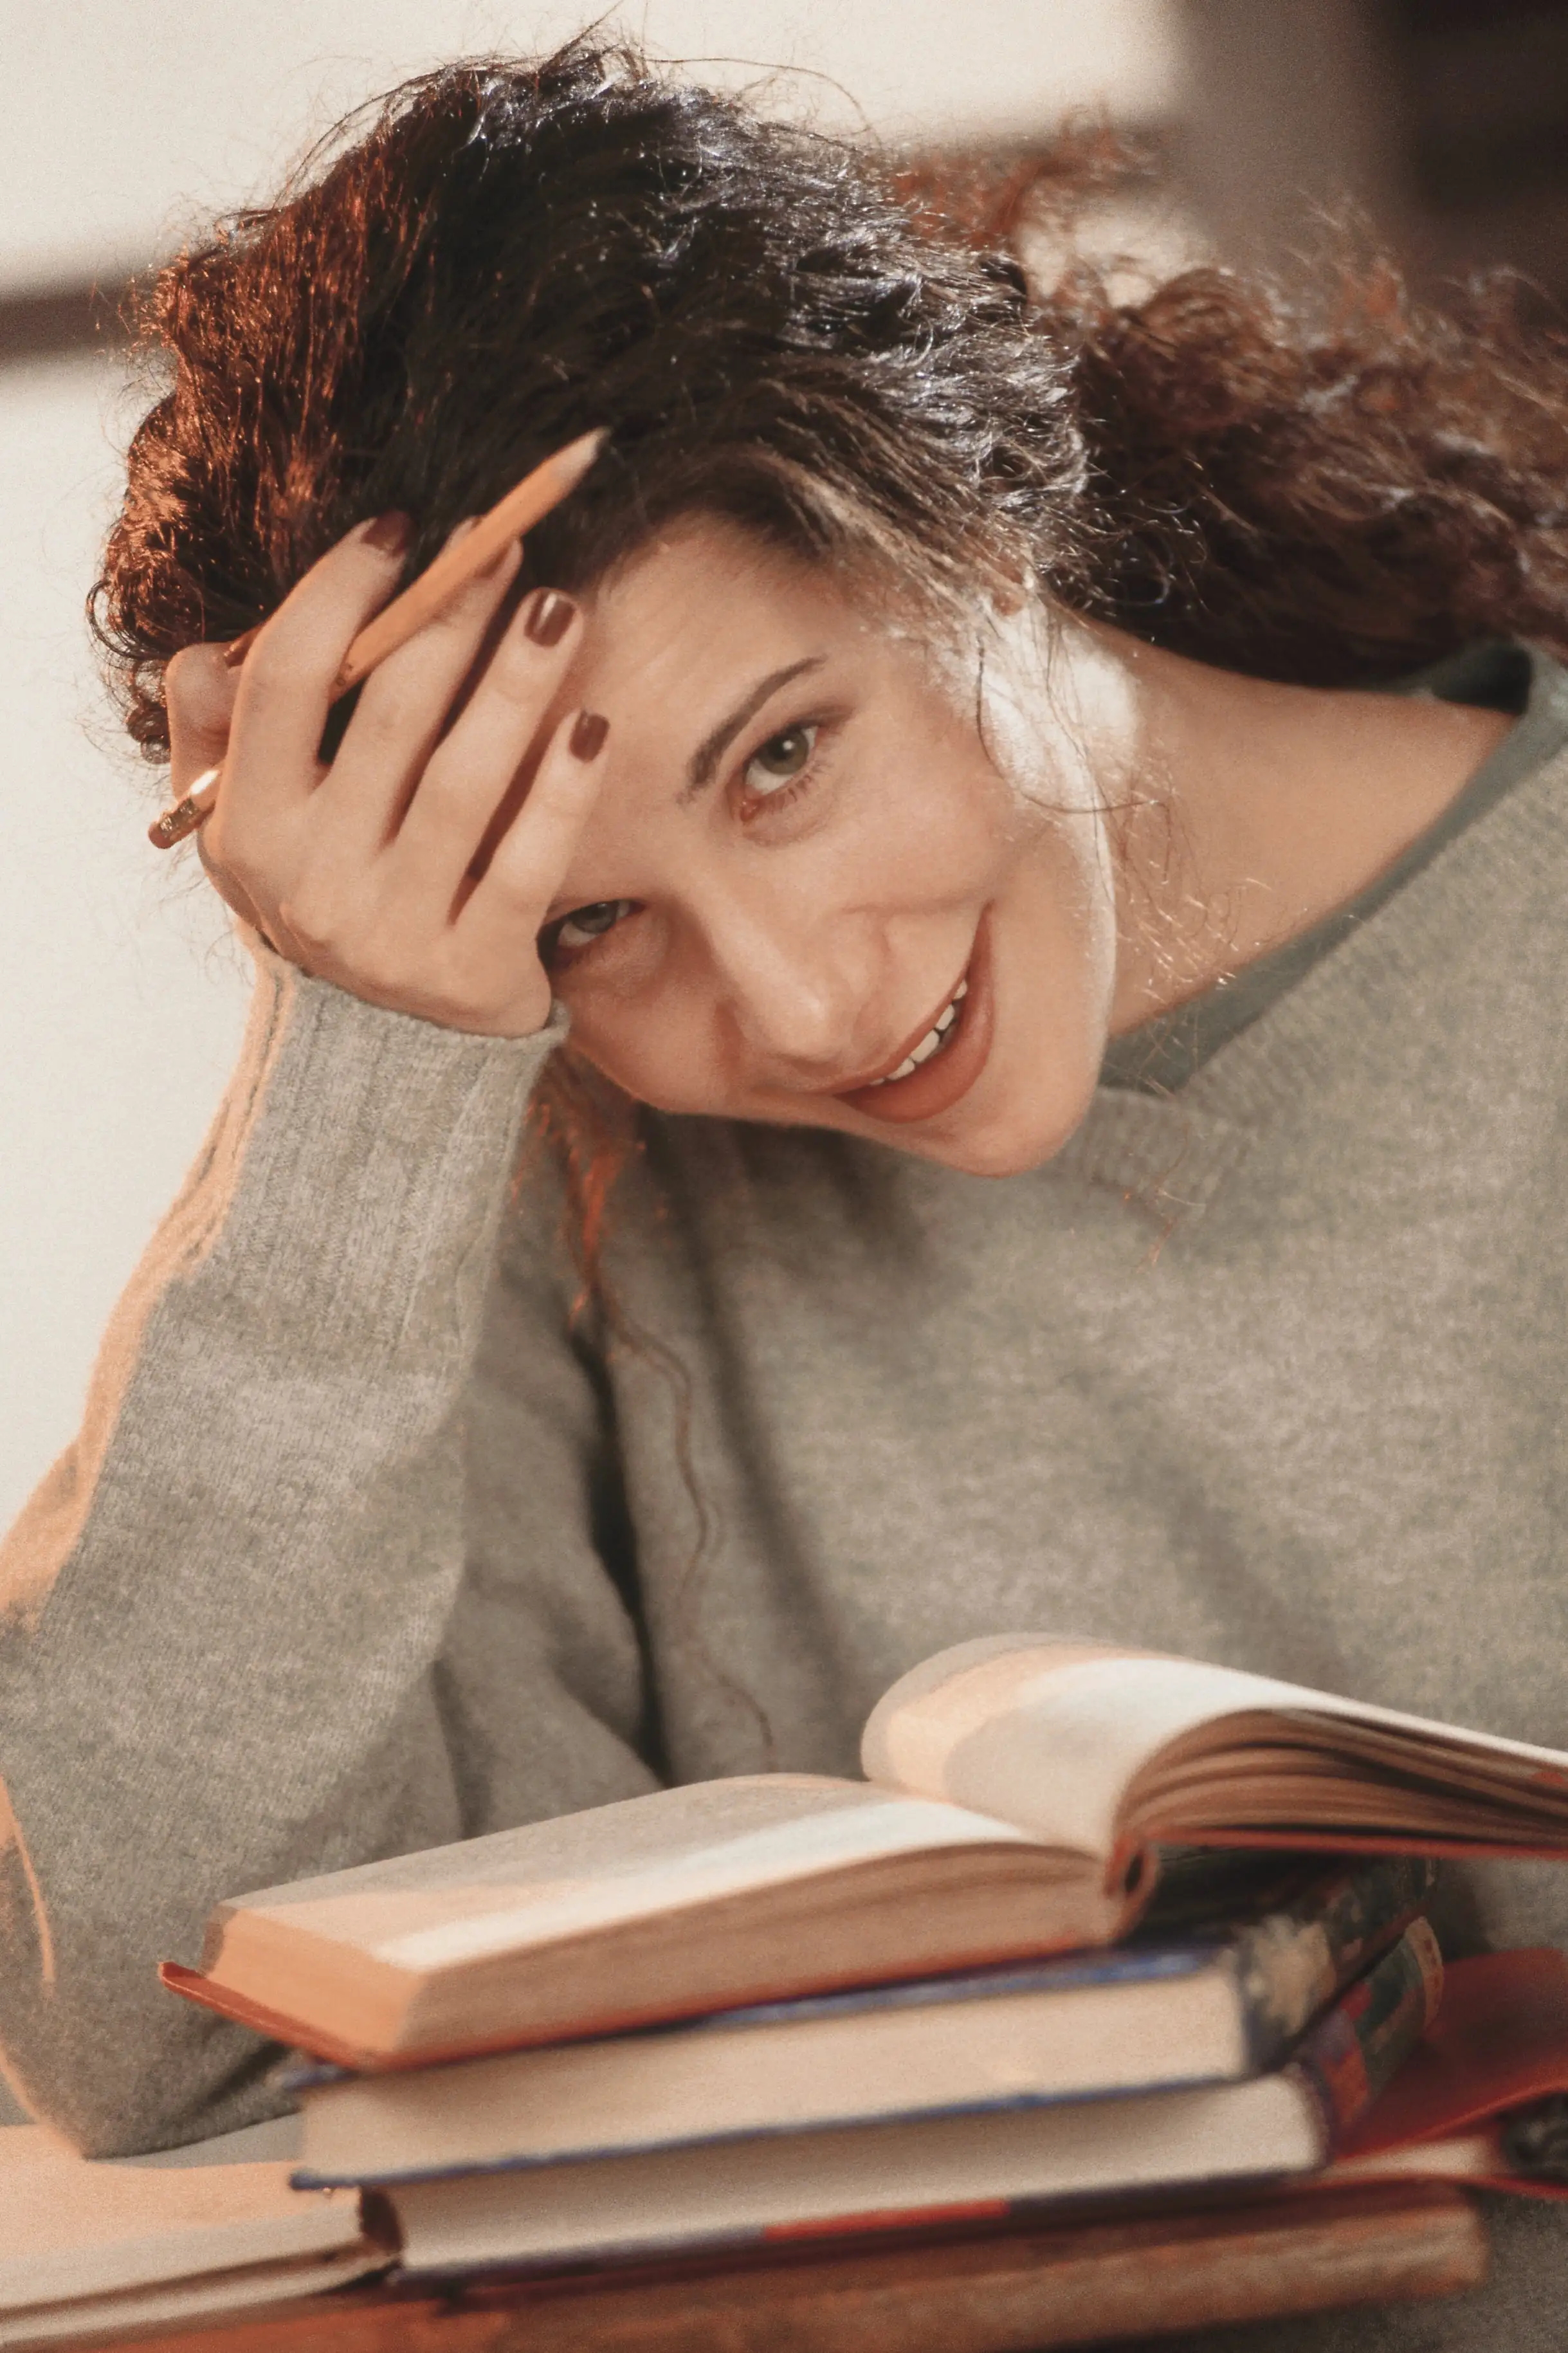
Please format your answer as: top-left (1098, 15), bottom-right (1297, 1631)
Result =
top-left (526, 589), bottom-right (575, 647)
top-left (570, 710), bottom-right (609, 761)
top-left (363, 511), bottom-right (412, 554)
top-left (222, 625), bottom-right (260, 669)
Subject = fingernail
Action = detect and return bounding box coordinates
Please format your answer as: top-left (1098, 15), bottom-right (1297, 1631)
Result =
top-left (570, 710), bottom-right (609, 761)
top-left (222, 625), bottom-right (260, 669)
top-left (363, 511), bottom-right (412, 554)
top-left (526, 590), bottom-right (576, 648)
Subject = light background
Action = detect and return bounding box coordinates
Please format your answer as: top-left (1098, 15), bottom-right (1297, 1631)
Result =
top-left (0, 2), bottom-right (1179, 1528)
top-left (7, 1), bottom-right (1180, 288)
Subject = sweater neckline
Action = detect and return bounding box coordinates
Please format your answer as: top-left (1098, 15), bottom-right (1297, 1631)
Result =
top-left (1053, 644), bottom-right (1568, 1230)
top-left (1098, 642), bottom-right (1564, 1099)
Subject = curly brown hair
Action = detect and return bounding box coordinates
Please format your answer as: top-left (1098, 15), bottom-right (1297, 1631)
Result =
top-left (93, 36), bottom-right (1568, 1278)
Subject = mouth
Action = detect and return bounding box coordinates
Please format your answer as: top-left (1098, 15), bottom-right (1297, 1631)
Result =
top-left (834, 915), bottom-right (996, 1126)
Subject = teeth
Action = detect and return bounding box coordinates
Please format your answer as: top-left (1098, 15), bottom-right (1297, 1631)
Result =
top-left (868, 979), bottom-right (968, 1087)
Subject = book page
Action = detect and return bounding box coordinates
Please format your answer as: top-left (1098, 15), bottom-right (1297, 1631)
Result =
top-left (864, 1640), bottom-right (1224, 1865)
top-left (0, 2150), bottom-right (358, 2309)
top-left (861, 1636), bottom-right (1568, 1868)
top-left (0, 2245), bottom-right (387, 2350)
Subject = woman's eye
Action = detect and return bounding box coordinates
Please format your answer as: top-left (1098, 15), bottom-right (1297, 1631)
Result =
top-left (554, 899), bottom-right (633, 951)
top-left (743, 724), bottom-right (817, 796)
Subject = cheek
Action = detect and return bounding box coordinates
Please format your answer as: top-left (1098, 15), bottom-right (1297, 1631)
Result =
top-left (552, 915), bottom-right (715, 1112)
top-left (842, 740), bottom-right (1019, 904)
top-left (566, 989), bottom-right (720, 1115)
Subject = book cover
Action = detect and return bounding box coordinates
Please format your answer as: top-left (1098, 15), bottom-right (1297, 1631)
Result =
top-left (1338, 1946), bottom-right (1568, 2197)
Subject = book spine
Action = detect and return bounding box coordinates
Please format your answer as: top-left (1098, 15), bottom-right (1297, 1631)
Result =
top-left (1234, 1857), bottom-right (1439, 2073)
top-left (1291, 1919), bottom-right (1445, 2153)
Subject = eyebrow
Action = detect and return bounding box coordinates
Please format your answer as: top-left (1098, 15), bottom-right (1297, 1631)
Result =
top-left (684, 657), bottom-right (827, 796)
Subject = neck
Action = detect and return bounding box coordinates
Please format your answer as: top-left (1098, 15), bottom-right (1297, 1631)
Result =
top-left (1100, 633), bottom-right (1514, 1035)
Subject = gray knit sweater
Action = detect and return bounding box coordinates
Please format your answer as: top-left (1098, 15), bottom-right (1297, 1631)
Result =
top-left (4, 654), bottom-right (1568, 2347)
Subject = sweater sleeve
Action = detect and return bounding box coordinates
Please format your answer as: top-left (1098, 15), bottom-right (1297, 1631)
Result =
top-left (0, 946), bottom-right (657, 2157)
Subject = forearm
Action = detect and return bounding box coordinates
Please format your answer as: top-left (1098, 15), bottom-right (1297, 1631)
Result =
top-left (0, 948), bottom-right (559, 2152)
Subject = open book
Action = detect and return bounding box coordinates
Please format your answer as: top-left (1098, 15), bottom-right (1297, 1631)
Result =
top-left (165, 1632), bottom-right (1568, 2069)
top-left (0, 2127), bottom-right (379, 2350)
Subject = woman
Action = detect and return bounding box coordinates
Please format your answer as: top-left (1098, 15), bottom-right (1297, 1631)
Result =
top-left (5, 38), bottom-right (1568, 2343)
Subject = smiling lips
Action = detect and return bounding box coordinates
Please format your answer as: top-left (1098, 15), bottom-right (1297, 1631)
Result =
top-left (835, 915), bottom-right (996, 1125)
top-left (862, 980), bottom-right (968, 1086)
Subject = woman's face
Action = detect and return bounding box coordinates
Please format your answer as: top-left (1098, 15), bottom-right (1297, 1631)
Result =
top-left (545, 519), bottom-right (1127, 1176)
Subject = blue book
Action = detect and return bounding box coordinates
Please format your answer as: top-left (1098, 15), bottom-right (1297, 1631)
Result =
top-left (290, 1856), bottom-right (1435, 2190)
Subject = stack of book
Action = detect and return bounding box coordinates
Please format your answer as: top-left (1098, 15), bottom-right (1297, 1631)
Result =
top-left (280, 1860), bottom-right (1446, 2277)
top-left (156, 1633), bottom-right (1568, 2292)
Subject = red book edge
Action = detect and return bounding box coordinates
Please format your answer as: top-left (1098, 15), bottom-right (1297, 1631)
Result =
top-left (158, 1963), bottom-right (379, 2071)
top-left (1342, 1947), bottom-right (1568, 2199)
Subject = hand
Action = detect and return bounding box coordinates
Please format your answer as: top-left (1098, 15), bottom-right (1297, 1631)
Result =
top-left (162, 514), bottom-right (610, 1038)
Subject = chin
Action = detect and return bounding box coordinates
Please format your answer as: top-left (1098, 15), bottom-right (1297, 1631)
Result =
top-left (921, 1128), bottom-right (1079, 1180)
top-left (895, 1086), bottom-right (1097, 1179)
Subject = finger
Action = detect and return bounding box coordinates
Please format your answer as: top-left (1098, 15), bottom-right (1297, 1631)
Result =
top-left (462, 704), bottom-right (611, 944)
top-left (311, 531), bottom-right (526, 857)
top-left (379, 587), bottom-right (583, 884)
top-left (221, 512), bottom-right (413, 823)
top-left (165, 645), bottom-right (240, 796)
top-left (195, 825), bottom-right (287, 952)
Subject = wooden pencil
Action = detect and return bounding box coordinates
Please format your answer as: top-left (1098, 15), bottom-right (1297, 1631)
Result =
top-left (149, 428), bottom-right (606, 850)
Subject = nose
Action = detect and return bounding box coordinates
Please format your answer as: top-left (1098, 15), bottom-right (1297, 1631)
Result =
top-left (698, 889), bottom-right (869, 1079)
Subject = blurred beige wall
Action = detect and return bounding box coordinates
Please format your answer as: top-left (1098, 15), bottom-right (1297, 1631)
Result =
top-left (0, 3), bottom-right (1178, 1528)
top-left (4, 1), bottom-right (1178, 289)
